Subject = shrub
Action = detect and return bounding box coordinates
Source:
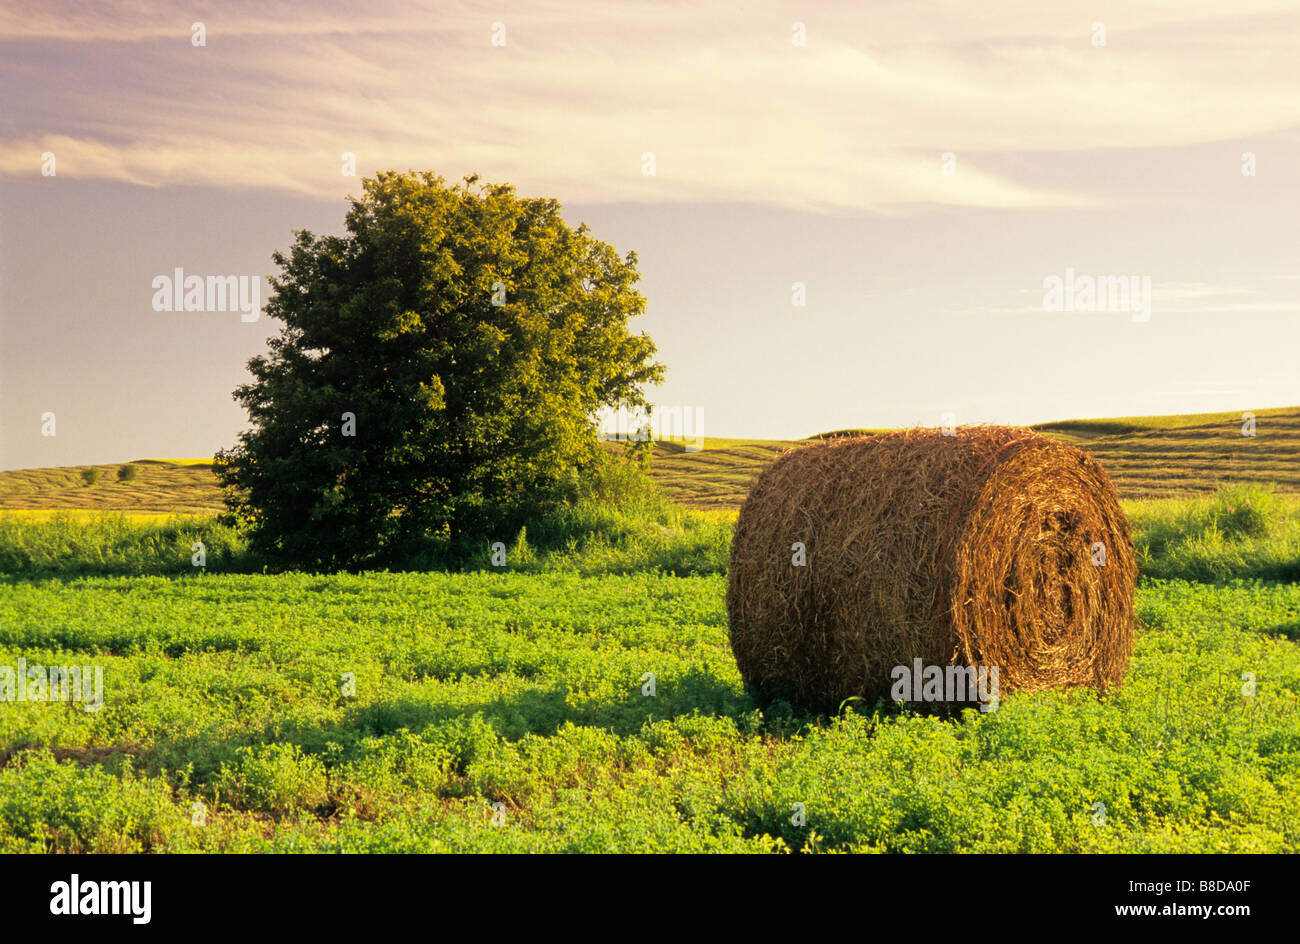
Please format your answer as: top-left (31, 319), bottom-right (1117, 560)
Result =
top-left (0, 751), bottom-right (179, 853)
top-left (215, 743), bottom-right (329, 815)
top-left (1208, 486), bottom-right (1281, 540)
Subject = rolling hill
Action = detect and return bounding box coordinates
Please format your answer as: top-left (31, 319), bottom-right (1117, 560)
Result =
top-left (2, 406), bottom-right (1297, 513)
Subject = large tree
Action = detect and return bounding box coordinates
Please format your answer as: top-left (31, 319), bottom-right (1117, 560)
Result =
top-left (216, 171), bottom-right (663, 569)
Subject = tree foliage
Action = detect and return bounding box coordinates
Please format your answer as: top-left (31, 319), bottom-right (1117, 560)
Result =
top-left (216, 171), bottom-right (663, 569)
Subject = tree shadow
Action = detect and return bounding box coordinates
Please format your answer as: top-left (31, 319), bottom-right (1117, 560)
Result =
top-left (1263, 620), bottom-right (1300, 640)
top-left (130, 667), bottom-right (753, 783)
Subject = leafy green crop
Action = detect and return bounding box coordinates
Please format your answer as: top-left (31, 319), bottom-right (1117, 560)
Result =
top-left (0, 570), bottom-right (1295, 853)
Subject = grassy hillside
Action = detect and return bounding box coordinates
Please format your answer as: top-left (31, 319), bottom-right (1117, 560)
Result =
top-left (1033, 410), bottom-right (1300, 498)
top-left (643, 407), bottom-right (1300, 507)
top-left (2, 407), bottom-right (1297, 513)
top-left (1030, 405), bottom-right (1300, 440)
top-left (0, 461), bottom-right (223, 514)
top-left (626, 438), bottom-right (801, 508)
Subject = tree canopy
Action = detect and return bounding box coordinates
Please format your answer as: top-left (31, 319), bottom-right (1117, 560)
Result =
top-left (216, 170), bottom-right (663, 569)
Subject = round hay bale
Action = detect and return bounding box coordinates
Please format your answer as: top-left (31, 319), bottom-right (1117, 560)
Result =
top-left (726, 426), bottom-right (1136, 714)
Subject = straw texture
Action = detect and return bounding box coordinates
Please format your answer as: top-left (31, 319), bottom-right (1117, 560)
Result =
top-left (726, 427), bottom-right (1136, 713)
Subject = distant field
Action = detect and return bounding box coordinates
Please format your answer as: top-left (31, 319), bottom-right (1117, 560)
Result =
top-left (0, 461), bottom-right (223, 514)
top-left (0, 510), bottom-right (174, 522)
top-left (625, 438), bottom-right (801, 509)
top-left (1030, 405), bottom-right (1300, 439)
top-left (638, 407), bottom-right (1300, 508)
top-left (1032, 410), bottom-right (1300, 499)
top-left (2, 406), bottom-right (1297, 513)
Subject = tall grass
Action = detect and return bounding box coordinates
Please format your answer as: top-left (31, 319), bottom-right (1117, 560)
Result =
top-left (2, 480), bottom-right (1297, 583)
top-left (411, 449), bottom-right (733, 575)
top-left (1126, 485), bottom-right (1300, 582)
top-left (0, 513), bottom-right (250, 577)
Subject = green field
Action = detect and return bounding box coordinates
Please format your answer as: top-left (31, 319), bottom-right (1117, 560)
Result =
top-left (0, 410), bottom-right (1297, 853)
top-left (1, 571), bottom-right (1296, 853)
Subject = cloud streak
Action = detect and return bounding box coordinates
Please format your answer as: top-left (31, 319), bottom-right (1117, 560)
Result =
top-left (1, 1), bottom-right (1298, 212)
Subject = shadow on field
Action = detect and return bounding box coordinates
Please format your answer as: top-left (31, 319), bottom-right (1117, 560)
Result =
top-left (136, 667), bottom-right (753, 781)
top-left (1264, 620), bottom-right (1300, 640)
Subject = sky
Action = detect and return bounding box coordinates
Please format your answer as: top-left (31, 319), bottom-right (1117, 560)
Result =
top-left (1, 0), bottom-right (1298, 468)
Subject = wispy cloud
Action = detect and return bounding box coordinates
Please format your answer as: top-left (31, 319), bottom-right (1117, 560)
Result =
top-left (1, 1), bottom-right (1298, 211)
